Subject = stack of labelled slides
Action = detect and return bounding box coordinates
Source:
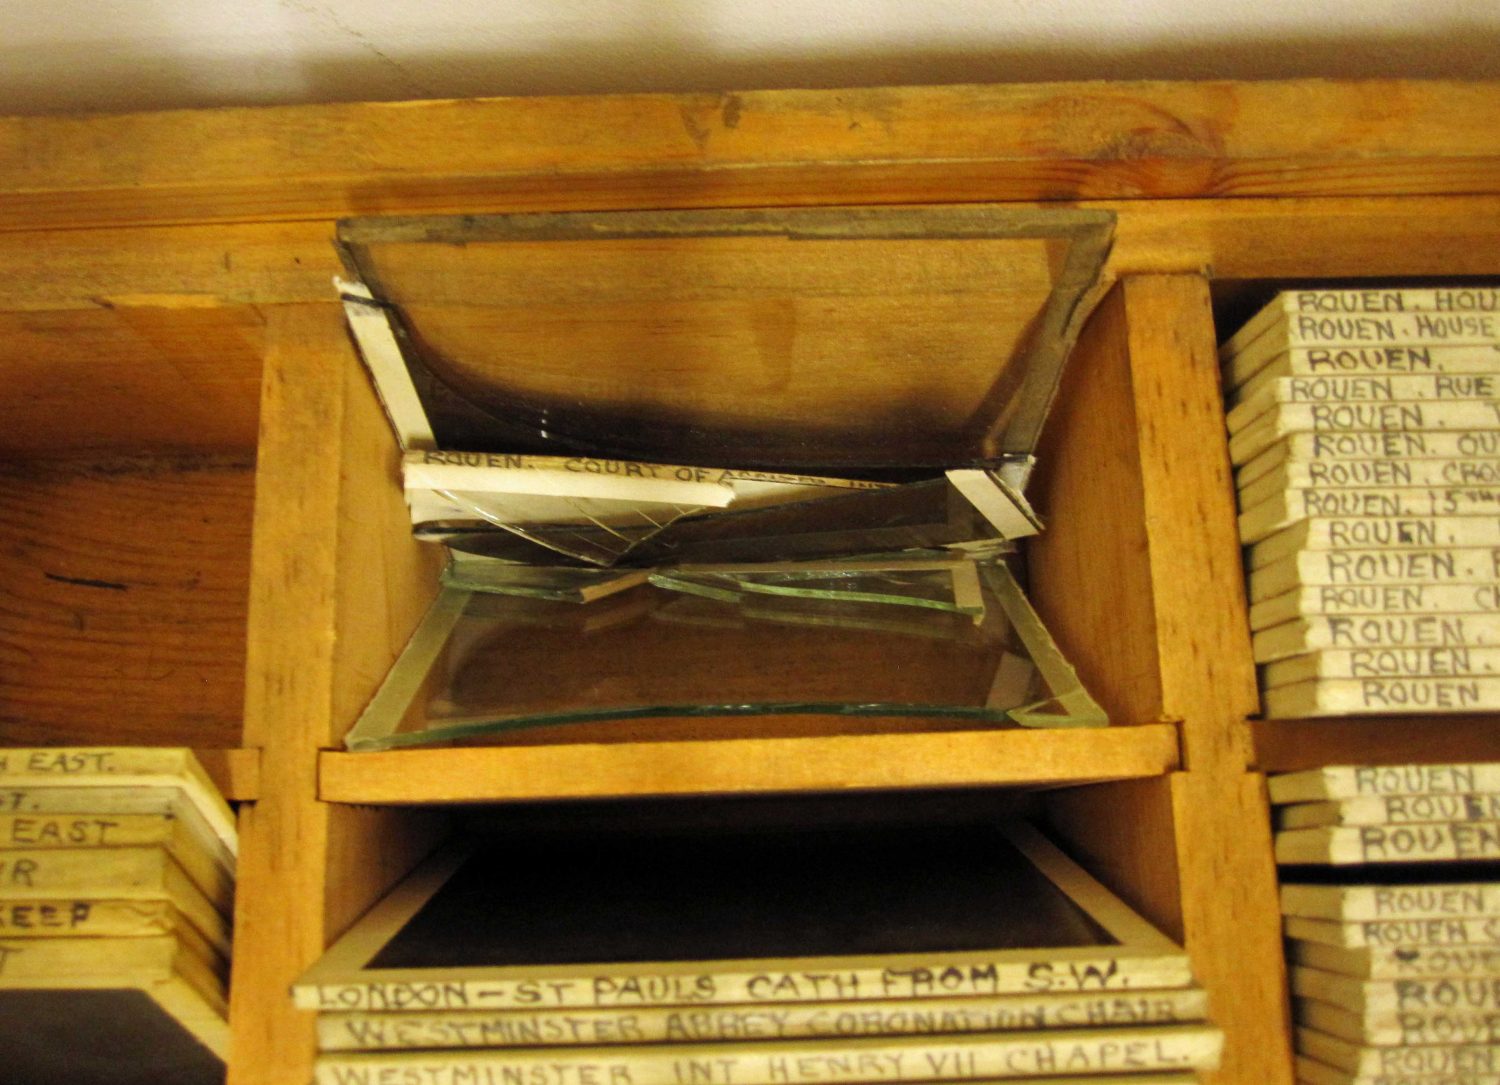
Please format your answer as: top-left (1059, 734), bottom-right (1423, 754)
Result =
top-left (0, 747), bottom-right (236, 1085)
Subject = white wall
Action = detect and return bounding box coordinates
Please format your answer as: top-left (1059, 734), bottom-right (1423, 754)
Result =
top-left (2, 0), bottom-right (1498, 116)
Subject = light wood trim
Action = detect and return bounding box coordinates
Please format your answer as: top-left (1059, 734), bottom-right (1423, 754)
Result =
top-left (295, 843), bottom-right (471, 988)
top-left (1027, 278), bottom-right (1161, 732)
top-left (5, 81), bottom-right (1496, 1085)
top-left (1118, 276), bottom-right (1260, 774)
top-left (1052, 775), bottom-right (1295, 1085)
top-left (1007, 820), bottom-right (1182, 953)
top-left (10, 193), bottom-right (1494, 462)
top-left (231, 304), bottom-right (348, 1085)
top-left (1108, 194), bottom-right (1500, 278)
top-left (195, 748), bottom-right (260, 803)
top-left (230, 305), bottom-right (446, 1085)
top-left (1169, 772), bottom-right (1293, 1085)
top-left (320, 724), bottom-right (1181, 803)
top-left (1253, 715), bottom-right (1500, 773)
top-left (1115, 278), bottom-right (1290, 1085)
top-left (3, 81), bottom-right (1498, 231)
top-left (1035, 277), bottom-right (1291, 1085)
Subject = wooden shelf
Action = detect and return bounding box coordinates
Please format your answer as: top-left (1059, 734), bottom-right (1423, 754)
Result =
top-left (3, 81), bottom-right (1496, 232)
top-left (318, 724), bottom-right (1182, 804)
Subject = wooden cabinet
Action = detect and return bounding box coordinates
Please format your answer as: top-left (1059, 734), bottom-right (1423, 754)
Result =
top-left (2, 80), bottom-right (1498, 1085)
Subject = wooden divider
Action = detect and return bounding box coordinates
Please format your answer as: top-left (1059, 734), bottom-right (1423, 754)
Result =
top-left (4, 82), bottom-right (1499, 231)
top-left (230, 304), bottom-right (446, 1085)
top-left (1031, 276), bottom-right (1293, 1085)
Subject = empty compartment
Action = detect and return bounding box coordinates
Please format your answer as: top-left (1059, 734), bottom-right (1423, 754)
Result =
top-left (0, 301), bottom-right (263, 795)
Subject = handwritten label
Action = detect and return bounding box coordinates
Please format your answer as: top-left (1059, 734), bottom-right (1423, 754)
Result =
top-left (316, 1035), bottom-right (1207, 1085)
top-left (1304, 346), bottom-right (1439, 372)
top-left (1323, 518), bottom-right (1444, 547)
top-left (1312, 431), bottom-right (1435, 456)
top-left (1360, 917), bottom-right (1500, 946)
top-left (1302, 431), bottom-right (1500, 457)
top-left (1372, 884), bottom-right (1500, 917)
top-left (1344, 647), bottom-right (1489, 677)
top-left (1355, 947), bottom-right (1500, 977)
top-left (1306, 403), bottom-right (1428, 430)
top-left (1320, 549), bottom-right (1472, 583)
top-left (0, 857), bottom-right (38, 887)
top-left (309, 957), bottom-right (1159, 1013)
top-left (1275, 374), bottom-right (1499, 402)
top-left (0, 751), bottom-right (117, 775)
top-left (1304, 460), bottom-right (1414, 485)
top-left (1292, 313), bottom-right (1500, 342)
top-left (1395, 978), bottom-right (1500, 1011)
top-left (1359, 823), bottom-right (1500, 861)
top-left (329, 995), bottom-right (1193, 1051)
top-left (1352, 765), bottom-right (1485, 794)
top-left (1353, 678), bottom-right (1491, 709)
top-left (417, 452), bottom-right (720, 486)
top-left (0, 901), bottom-right (91, 931)
top-left (1377, 1044), bottom-right (1497, 1075)
top-left (1292, 288), bottom-right (1500, 313)
top-left (1325, 615), bottom-right (1477, 647)
top-left (323, 1061), bottom-right (634, 1085)
top-left (1292, 489), bottom-right (1500, 519)
top-left (1283, 459), bottom-right (1500, 487)
top-left (1373, 794), bottom-right (1500, 823)
top-left (1397, 1010), bottom-right (1500, 1046)
top-left (1308, 584), bottom-right (1500, 613)
top-left (0, 817), bottom-right (122, 847)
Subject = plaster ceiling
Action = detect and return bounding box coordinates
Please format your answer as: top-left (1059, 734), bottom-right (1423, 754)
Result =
top-left (3, 0), bottom-right (1499, 117)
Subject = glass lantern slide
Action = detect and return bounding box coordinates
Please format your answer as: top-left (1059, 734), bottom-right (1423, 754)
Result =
top-left (342, 562), bottom-right (1106, 751)
top-left (334, 206), bottom-right (1116, 470)
top-left (405, 452), bottom-right (906, 567)
top-left (426, 475), bottom-right (1012, 568)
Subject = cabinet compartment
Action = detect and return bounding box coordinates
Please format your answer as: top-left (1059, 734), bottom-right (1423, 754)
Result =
top-left (0, 302), bottom-right (265, 799)
top-left (313, 210), bottom-right (1182, 796)
top-left (5, 78), bottom-right (1493, 1085)
top-left (245, 270), bottom-right (1288, 1085)
top-left (1206, 276), bottom-right (1500, 772)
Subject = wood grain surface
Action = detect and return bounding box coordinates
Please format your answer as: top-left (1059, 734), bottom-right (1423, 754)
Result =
top-left (0, 306), bottom-right (264, 455)
top-left (1254, 715), bottom-right (1500, 772)
top-left (230, 306), bottom-right (445, 1085)
top-left (2, 81), bottom-right (1498, 230)
top-left (319, 725), bottom-right (1181, 803)
top-left (0, 456), bottom-right (254, 749)
top-left (1032, 277), bottom-right (1292, 1085)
